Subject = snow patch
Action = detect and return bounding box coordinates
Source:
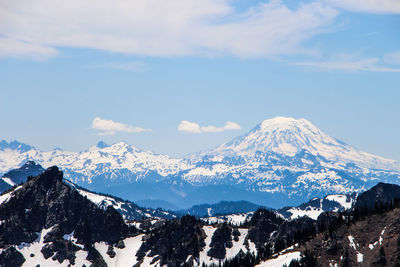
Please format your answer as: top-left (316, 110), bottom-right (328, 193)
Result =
top-left (2, 177), bottom-right (16, 186)
top-left (0, 185), bottom-right (22, 205)
top-left (256, 251), bottom-right (301, 267)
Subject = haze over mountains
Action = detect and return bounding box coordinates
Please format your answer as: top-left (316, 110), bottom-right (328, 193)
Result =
top-left (0, 117), bottom-right (399, 208)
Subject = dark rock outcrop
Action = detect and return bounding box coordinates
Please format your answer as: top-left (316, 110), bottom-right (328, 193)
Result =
top-left (354, 182), bottom-right (400, 212)
top-left (136, 215), bottom-right (205, 266)
top-left (0, 246), bottom-right (25, 267)
top-left (207, 223), bottom-right (233, 259)
top-left (0, 166), bottom-right (137, 265)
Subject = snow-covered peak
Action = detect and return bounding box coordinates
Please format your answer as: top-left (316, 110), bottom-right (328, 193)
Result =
top-left (258, 116), bottom-right (312, 132)
top-left (0, 140), bottom-right (192, 180)
top-left (200, 116), bottom-right (399, 171)
top-left (215, 116), bottom-right (339, 157)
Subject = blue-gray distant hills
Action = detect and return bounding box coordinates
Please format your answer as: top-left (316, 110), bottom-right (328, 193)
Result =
top-left (0, 117), bottom-right (399, 209)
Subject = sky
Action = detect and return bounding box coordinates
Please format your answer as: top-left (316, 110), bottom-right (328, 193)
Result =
top-left (0, 0), bottom-right (399, 160)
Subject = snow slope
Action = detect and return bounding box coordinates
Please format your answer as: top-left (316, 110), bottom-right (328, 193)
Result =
top-left (198, 117), bottom-right (399, 171)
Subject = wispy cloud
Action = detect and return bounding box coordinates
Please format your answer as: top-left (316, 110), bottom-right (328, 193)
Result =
top-left (323, 0), bottom-right (400, 14)
top-left (91, 117), bottom-right (151, 136)
top-left (383, 50), bottom-right (400, 65)
top-left (0, 37), bottom-right (58, 60)
top-left (0, 0), bottom-right (337, 59)
top-left (178, 120), bottom-right (241, 133)
top-left (87, 61), bottom-right (147, 72)
top-left (295, 53), bottom-right (400, 72)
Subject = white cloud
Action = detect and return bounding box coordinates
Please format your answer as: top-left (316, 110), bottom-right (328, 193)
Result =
top-left (295, 54), bottom-right (400, 72)
top-left (178, 120), bottom-right (202, 133)
top-left (383, 51), bottom-right (400, 65)
top-left (87, 61), bottom-right (147, 72)
top-left (0, 0), bottom-right (337, 59)
top-left (223, 121), bottom-right (242, 130)
top-left (0, 37), bottom-right (58, 60)
top-left (323, 0), bottom-right (400, 14)
top-left (91, 117), bottom-right (151, 136)
top-left (178, 120), bottom-right (241, 133)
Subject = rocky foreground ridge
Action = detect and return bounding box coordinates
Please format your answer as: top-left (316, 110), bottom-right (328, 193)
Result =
top-left (1, 166), bottom-right (400, 266)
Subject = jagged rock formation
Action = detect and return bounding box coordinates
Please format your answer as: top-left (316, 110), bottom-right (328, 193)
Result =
top-left (259, 183), bottom-right (400, 267)
top-left (2, 166), bottom-right (400, 266)
top-left (136, 215), bottom-right (205, 266)
top-left (0, 166), bottom-right (137, 266)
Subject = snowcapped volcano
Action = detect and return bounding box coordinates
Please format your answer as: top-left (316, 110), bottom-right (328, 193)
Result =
top-left (214, 116), bottom-right (338, 156)
top-left (204, 116), bottom-right (399, 171)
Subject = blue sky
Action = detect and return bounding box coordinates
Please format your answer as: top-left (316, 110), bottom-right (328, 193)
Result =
top-left (0, 0), bottom-right (399, 160)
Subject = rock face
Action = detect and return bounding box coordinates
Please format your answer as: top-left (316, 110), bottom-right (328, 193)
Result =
top-left (0, 166), bottom-right (137, 266)
top-left (136, 215), bottom-right (205, 266)
top-left (245, 209), bottom-right (285, 251)
top-left (354, 182), bottom-right (400, 212)
top-left (3, 167), bottom-right (400, 266)
top-left (207, 223), bottom-right (233, 259)
top-left (0, 247), bottom-right (25, 267)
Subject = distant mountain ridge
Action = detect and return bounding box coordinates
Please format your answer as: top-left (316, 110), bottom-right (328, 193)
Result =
top-left (0, 117), bottom-right (399, 208)
top-left (276, 193), bottom-right (357, 220)
top-left (177, 200), bottom-right (260, 217)
top-left (0, 161), bottom-right (45, 193)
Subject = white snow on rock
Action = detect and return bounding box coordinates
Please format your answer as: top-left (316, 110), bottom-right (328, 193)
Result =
top-left (204, 212), bottom-right (253, 225)
top-left (348, 235), bottom-right (357, 250)
top-left (369, 227), bottom-right (387, 250)
top-left (0, 185), bottom-right (22, 205)
top-left (225, 228), bottom-right (249, 259)
top-left (1, 177), bottom-right (16, 186)
top-left (325, 194), bottom-right (354, 209)
top-left (199, 225), bottom-right (218, 265)
top-left (280, 193), bottom-right (355, 220)
top-left (256, 251), bottom-right (301, 267)
top-left (199, 226), bottom-right (254, 265)
top-left (286, 206), bottom-right (324, 220)
top-left (77, 188), bottom-right (125, 211)
top-left (357, 252), bottom-right (364, 263)
top-left (347, 235), bottom-right (364, 263)
top-left (95, 234), bottom-right (144, 267)
top-left (16, 227), bottom-right (92, 267)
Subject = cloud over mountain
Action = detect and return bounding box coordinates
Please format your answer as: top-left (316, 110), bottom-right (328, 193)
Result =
top-left (91, 117), bottom-right (151, 136)
top-left (178, 120), bottom-right (241, 133)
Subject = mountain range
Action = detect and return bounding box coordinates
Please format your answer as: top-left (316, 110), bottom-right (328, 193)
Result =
top-left (2, 166), bottom-right (400, 266)
top-left (0, 116), bottom-right (399, 208)
top-left (1, 161), bottom-right (358, 224)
